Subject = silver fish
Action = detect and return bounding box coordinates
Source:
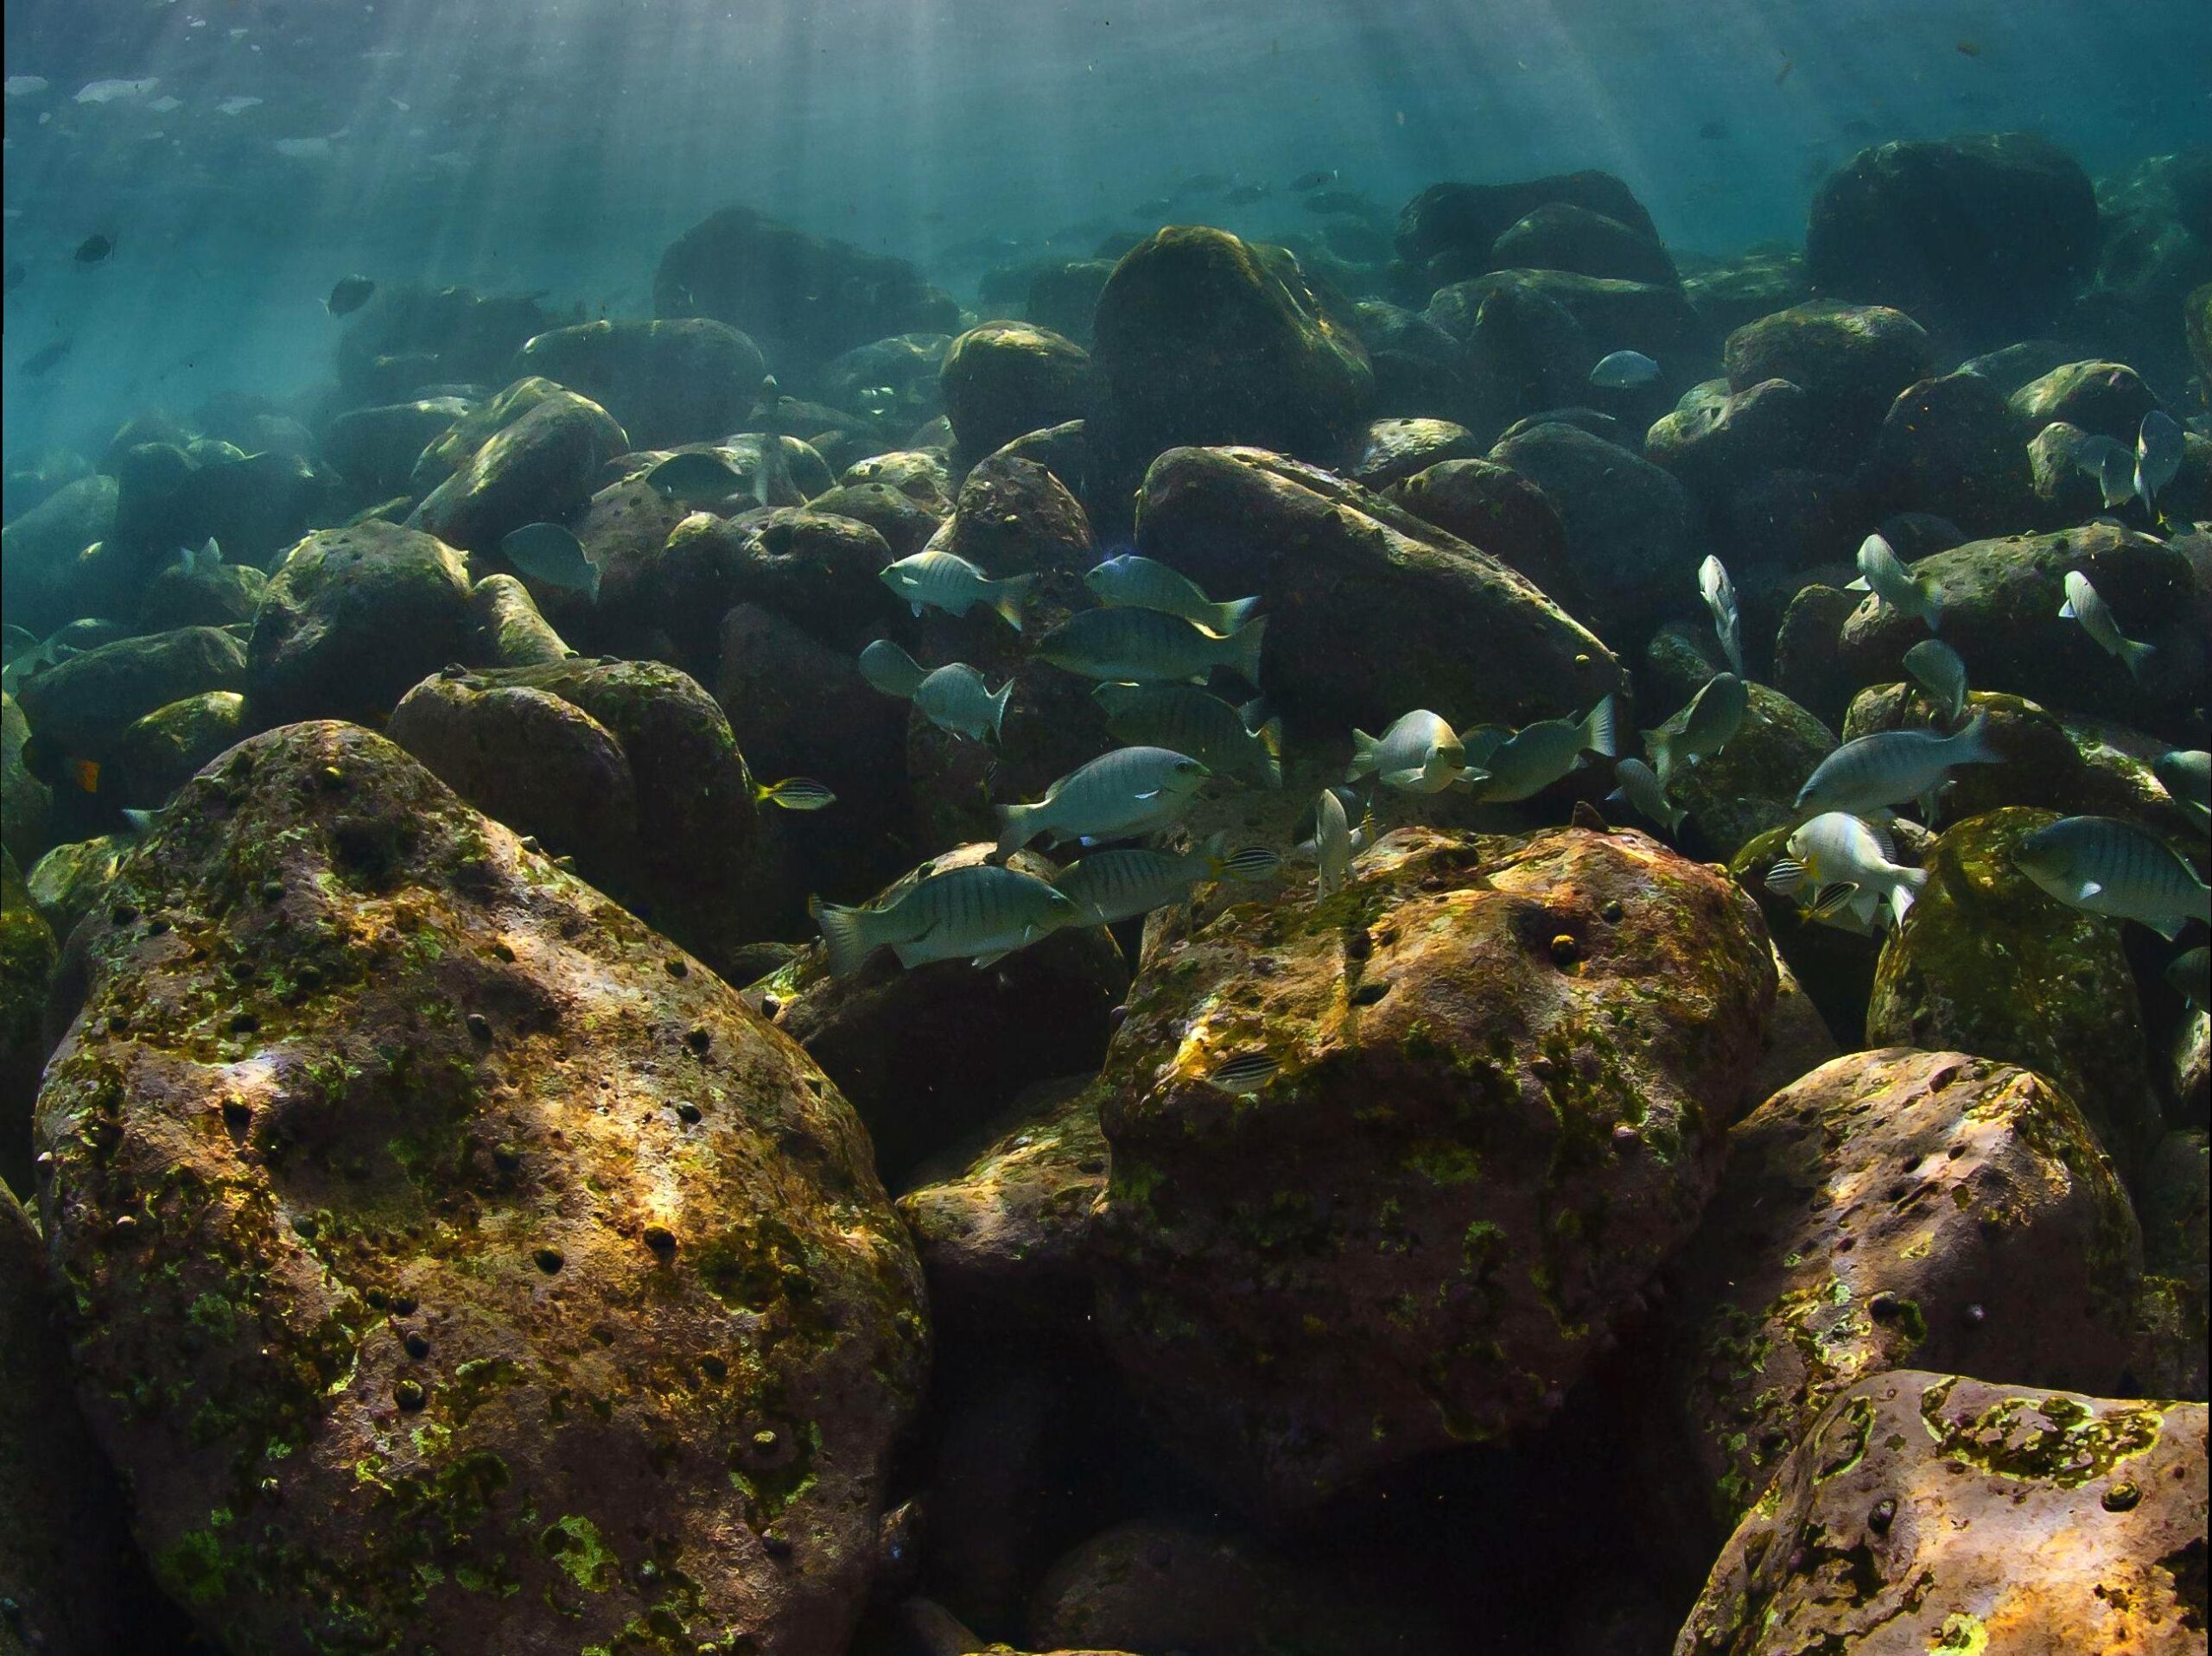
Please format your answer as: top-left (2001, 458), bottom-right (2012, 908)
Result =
top-left (914, 663), bottom-right (1013, 742)
top-left (646, 448), bottom-right (747, 502)
top-left (1847, 533), bottom-right (1942, 631)
top-left (1903, 638), bottom-right (1969, 724)
top-left (1084, 553), bottom-right (1259, 638)
top-left (1464, 697), bottom-right (1619, 803)
top-left (1589, 349), bottom-right (1660, 389)
top-left (1765, 810), bottom-right (1926, 930)
top-left (880, 549), bottom-right (1033, 628)
top-left (1698, 555), bottom-right (1744, 676)
top-left (1607, 757), bottom-right (1684, 835)
top-left (1794, 713), bottom-right (2001, 816)
top-left (500, 522), bottom-right (600, 600)
top-left (810, 864), bottom-right (1076, 974)
top-left (2016, 815), bottom-right (2210, 941)
top-left (1055, 833), bottom-right (1244, 927)
top-left (1037, 608), bottom-right (1265, 685)
top-left (857, 638), bottom-right (927, 699)
top-left (2060, 571), bottom-right (2155, 685)
top-left (1094, 682), bottom-right (1281, 790)
top-left (996, 746), bottom-right (1211, 855)
top-left (1348, 708), bottom-right (1465, 795)
top-left (2152, 750), bottom-right (2209, 830)
top-left (175, 536), bottom-right (222, 574)
top-left (1644, 674), bottom-right (1745, 785)
top-left (1313, 787), bottom-right (1351, 903)
top-left (2135, 409), bottom-right (2184, 516)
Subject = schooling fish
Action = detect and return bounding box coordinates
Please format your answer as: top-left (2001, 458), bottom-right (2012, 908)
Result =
top-left (1847, 533), bottom-right (1942, 631)
top-left (881, 549), bottom-right (1033, 628)
top-left (1084, 552), bottom-right (1260, 638)
top-left (913, 662), bottom-right (1014, 742)
top-left (1766, 811), bottom-right (1927, 931)
top-left (996, 746), bottom-right (1211, 856)
top-left (2135, 409), bottom-right (2184, 517)
top-left (500, 522), bottom-right (600, 600)
top-left (645, 448), bottom-right (748, 503)
top-left (1607, 757), bottom-right (1685, 835)
top-left (1643, 673), bottom-right (1745, 785)
top-left (753, 777), bottom-right (836, 811)
top-left (1311, 788), bottom-right (1352, 902)
top-left (2060, 570), bottom-right (2155, 686)
top-left (2152, 750), bottom-right (2209, 830)
top-left (1463, 697), bottom-right (1619, 803)
top-left (73, 233), bottom-right (115, 264)
top-left (1698, 555), bottom-right (1745, 676)
top-left (857, 638), bottom-right (928, 700)
top-left (1903, 638), bottom-right (1969, 724)
top-left (1588, 350), bottom-right (1661, 390)
top-left (1347, 708), bottom-right (1466, 795)
top-left (1794, 714), bottom-right (2001, 816)
top-left (21, 337), bottom-right (72, 378)
top-left (1093, 682), bottom-right (1281, 790)
top-left (1037, 607), bottom-right (1264, 686)
top-left (324, 274), bottom-right (376, 315)
top-left (1054, 833), bottom-right (1268, 928)
top-left (810, 863), bottom-right (1076, 974)
top-left (2015, 815), bottom-right (2211, 941)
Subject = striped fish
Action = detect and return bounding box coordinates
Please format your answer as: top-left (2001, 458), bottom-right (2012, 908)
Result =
top-left (1794, 714), bottom-right (2000, 816)
top-left (996, 746), bottom-right (1211, 856)
top-left (2015, 815), bottom-right (2210, 941)
top-left (810, 864), bottom-right (1077, 974)
top-left (1084, 552), bottom-right (1260, 638)
top-left (1094, 682), bottom-right (1282, 789)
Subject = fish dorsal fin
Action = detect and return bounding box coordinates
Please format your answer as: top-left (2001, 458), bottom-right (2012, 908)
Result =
top-left (2077, 879), bottom-right (2104, 899)
top-left (1870, 822), bottom-right (1897, 862)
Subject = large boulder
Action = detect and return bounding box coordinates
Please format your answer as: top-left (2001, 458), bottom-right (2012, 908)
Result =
top-left (1, 853), bottom-right (55, 1199)
top-left (15, 626), bottom-right (247, 761)
top-left (2006, 358), bottom-right (2163, 441)
top-left (0, 473), bottom-right (118, 636)
top-left (406, 384), bottom-right (628, 555)
top-left (1861, 370), bottom-right (2039, 536)
top-left (1395, 171), bottom-right (1662, 284)
top-left (102, 689), bottom-right (252, 812)
top-left (939, 321), bottom-right (1094, 461)
top-left (1675, 1372), bottom-right (2207, 1656)
top-left (652, 206), bottom-right (960, 373)
top-left (1660, 682), bottom-right (1837, 861)
top-left (248, 519), bottom-right (478, 727)
top-left (646, 506), bottom-right (899, 675)
top-left (1428, 270), bottom-right (1708, 422)
top-left (1490, 201), bottom-right (1678, 287)
top-left (1386, 454), bottom-right (1588, 618)
top-left (1090, 826), bottom-right (1777, 1515)
top-left (1662, 1049), bottom-right (2142, 1525)
top-left (1805, 134), bottom-right (2101, 348)
top-left (1134, 445), bottom-right (1619, 733)
top-left (321, 396), bottom-right (475, 498)
top-left (512, 319), bottom-right (768, 449)
top-left (31, 721), bottom-right (926, 1656)
top-left (333, 284), bottom-right (559, 404)
top-left (1721, 301), bottom-right (1934, 455)
top-left (1644, 377), bottom-right (1818, 501)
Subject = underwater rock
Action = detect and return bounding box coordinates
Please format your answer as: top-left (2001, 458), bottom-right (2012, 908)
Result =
top-left (808, 480), bottom-right (946, 562)
top-left (1866, 808), bottom-right (2162, 1170)
top-left (1674, 1371), bottom-right (2206, 1656)
top-left (1643, 377), bottom-right (1817, 501)
top-left (1719, 466), bottom-right (1870, 574)
top-left (1, 448), bottom-right (94, 528)
top-left (1026, 260), bottom-right (1117, 347)
top-left (1721, 301), bottom-right (1934, 455)
top-left (2132, 1127), bottom-right (2209, 1400)
top-left (1662, 1048), bottom-right (2142, 1526)
top-left (2025, 419), bottom-right (2120, 520)
top-left (407, 384), bottom-right (628, 555)
top-left (1488, 420), bottom-right (1697, 640)
top-left (470, 573), bottom-right (573, 667)
top-left (770, 843), bottom-right (1126, 1190)
top-left (557, 472), bottom-right (693, 652)
top-left (0, 473), bottom-right (118, 635)
top-left (1834, 523), bottom-right (2206, 723)
top-left (939, 321), bottom-right (1095, 462)
top-left (1090, 825), bottom-right (1777, 1515)
top-left (321, 396), bottom-right (476, 499)
top-left (649, 506), bottom-right (899, 676)
top-left (334, 283), bottom-right (559, 404)
top-left (24, 835), bottom-right (129, 944)
top-left (131, 553), bottom-right (268, 632)
top-left (1135, 445), bottom-right (1618, 733)
top-left (2, 1187), bottom-right (193, 1653)
top-left (513, 318), bottom-right (767, 448)
top-left (1680, 248), bottom-right (1809, 338)
top-left (1770, 581), bottom-right (1870, 730)
top-left (2, 695), bottom-right (51, 871)
top-left (103, 689), bottom-right (251, 811)
top-left (2190, 282), bottom-right (2212, 388)
top-left (2006, 358), bottom-right (2163, 441)
top-left (390, 657), bottom-right (781, 974)
top-left (1490, 200), bottom-right (1679, 288)
top-left (1805, 133), bottom-right (2101, 349)
top-left (1395, 171), bottom-right (1662, 283)
top-left (981, 418), bottom-right (1091, 499)
top-left (32, 720), bottom-right (926, 1656)
top-left (248, 519), bottom-right (478, 728)
top-left (1861, 369), bottom-right (2039, 536)
top-left (409, 377), bottom-right (564, 495)
top-left (842, 448), bottom-right (957, 514)
top-left (1429, 270), bottom-right (1707, 420)
top-left (1662, 682), bottom-right (1837, 861)
top-left (1090, 226), bottom-right (1373, 492)
top-left (927, 452), bottom-right (1096, 585)
top-left (1, 853), bottom-right (56, 1198)
top-left (1347, 416), bottom-right (1484, 489)
top-left (653, 206), bottom-right (960, 372)
top-left (1385, 454), bottom-right (1589, 619)
top-left (15, 625), bottom-right (247, 761)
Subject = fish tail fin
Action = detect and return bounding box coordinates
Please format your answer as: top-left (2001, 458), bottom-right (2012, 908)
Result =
top-left (1224, 614), bottom-right (1267, 686)
top-left (1347, 729), bottom-right (1380, 782)
top-left (1888, 866), bottom-right (1928, 924)
top-left (1582, 695), bottom-right (1619, 758)
top-left (990, 573), bottom-right (1034, 631)
top-left (1256, 717), bottom-right (1284, 790)
top-left (808, 896), bottom-right (878, 978)
top-left (1215, 595), bottom-right (1263, 634)
top-left (988, 677), bottom-right (1014, 741)
top-left (2122, 637), bottom-right (2158, 685)
top-left (1643, 730), bottom-right (1674, 787)
top-left (1919, 582), bottom-right (1942, 633)
top-left (1949, 710), bottom-right (2002, 767)
top-left (995, 802), bottom-right (1033, 859)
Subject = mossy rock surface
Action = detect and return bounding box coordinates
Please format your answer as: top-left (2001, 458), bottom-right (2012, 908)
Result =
top-left (408, 376), bottom-right (563, 496)
top-left (105, 689), bottom-right (252, 811)
top-left (2, 694), bottom-right (51, 870)
top-left (405, 384), bottom-right (627, 555)
top-left (1091, 825), bottom-right (1777, 1516)
top-left (1, 853), bottom-right (57, 1199)
top-left (1664, 682), bottom-right (1836, 862)
top-left (1662, 1048), bottom-right (2142, 1527)
top-left (645, 506), bottom-right (898, 677)
top-left (32, 720), bottom-right (925, 1656)
top-left (512, 318), bottom-right (767, 449)
top-left (1867, 807), bottom-right (2160, 1169)
top-left (939, 321), bottom-right (1094, 461)
top-left (24, 834), bottom-right (129, 943)
top-left (15, 627), bottom-right (247, 759)
top-left (1675, 1371), bottom-right (2206, 1655)
top-left (1720, 301), bottom-right (1932, 454)
top-left (2005, 358), bottom-right (2160, 441)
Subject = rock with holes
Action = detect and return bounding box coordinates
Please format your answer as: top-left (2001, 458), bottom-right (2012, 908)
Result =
top-left (1674, 1371), bottom-right (2208, 1656)
top-left (30, 721), bottom-right (926, 1656)
top-left (1661, 1049), bottom-right (2143, 1526)
top-left (1090, 825), bottom-right (1777, 1516)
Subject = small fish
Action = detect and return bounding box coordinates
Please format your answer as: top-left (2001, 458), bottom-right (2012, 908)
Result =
top-left (1955, 38), bottom-right (1980, 56)
top-left (1348, 708), bottom-right (1467, 795)
top-left (1312, 788), bottom-right (1351, 903)
top-left (22, 337), bottom-right (73, 377)
top-left (1094, 682), bottom-right (1281, 790)
top-left (2059, 570), bottom-right (2155, 685)
top-left (754, 377), bottom-right (803, 509)
top-left (120, 807), bottom-right (163, 836)
top-left (1794, 713), bottom-right (2001, 816)
top-left (1054, 833), bottom-right (1260, 928)
top-left (1698, 555), bottom-right (1745, 676)
top-left (856, 384), bottom-right (899, 416)
top-left (1220, 845), bottom-right (1281, 882)
top-left (3, 75), bottom-right (50, 98)
top-left (2015, 815), bottom-right (2210, 941)
top-left (1847, 533), bottom-right (1942, 631)
top-left (324, 275), bottom-right (376, 316)
top-left (1766, 811), bottom-right (1927, 930)
top-left (857, 638), bottom-right (928, 700)
top-left (754, 777), bottom-right (836, 812)
top-left (2169, 945), bottom-right (2210, 1012)
top-left (1463, 698), bottom-right (1619, 803)
top-left (996, 746), bottom-right (1211, 856)
top-left (646, 448), bottom-right (748, 502)
top-left (2134, 409), bottom-right (2184, 517)
top-left (1588, 350), bottom-right (1661, 390)
top-left (880, 549), bottom-right (1033, 629)
top-left (810, 864), bottom-right (1076, 974)
top-left (500, 522), bottom-right (600, 600)
top-left (2074, 436), bottom-right (2136, 509)
top-left (1084, 553), bottom-right (1259, 637)
top-left (174, 536), bottom-right (223, 575)
top-left (1036, 607), bottom-right (1264, 686)
top-left (73, 233), bottom-right (116, 264)
top-left (1644, 673), bottom-right (1746, 785)
top-left (2152, 750), bottom-right (2210, 830)
top-left (914, 663), bottom-right (1014, 742)
top-left (1287, 168), bottom-right (1338, 192)
top-left (1697, 119), bottom-right (1730, 141)
top-left (16, 733), bottom-right (99, 796)
top-left (1902, 638), bottom-right (1969, 724)
top-left (1207, 1050), bottom-right (1281, 1093)
top-left (1607, 757), bottom-right (1685, 835)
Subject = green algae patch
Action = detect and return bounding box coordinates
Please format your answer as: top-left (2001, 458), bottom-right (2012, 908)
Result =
top-left (1919, 1377), bottom-right (2163, 1488)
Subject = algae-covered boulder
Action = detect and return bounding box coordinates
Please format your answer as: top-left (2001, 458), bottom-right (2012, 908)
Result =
top-left (0, 473), bottom-right (118, 635)
top-left (1347, 416), bottom-right (1484, 490)
top-left (842, 449), bottom-right (957, 513)
top-left (1090, 226), bottom-right (1372, 484)
top-left (2, 695), bottom-right (53, 872)
top-left (1681, 249), bottom-right (1809, 337)
top-left (23, 836), bottom-right (129, 944)
top-left (1643, 378), bottom-right (1817, 501)
top-left (102, 689), bottom-right (252, 811)
top-left (512, 317), bottom-right (767, 448)
top-left (1490, 200), bottom-right (1678, 287)
top-left (321, 396), bottom-right (476, 498)
top-left (1662, 1049), bottom-right (2142, 1525)
top-left (133, 554), bottom-right (269, 634)
top-left (1661, 682), bottom-right (1837, 861)
top-left (32, 721), bottom-right (926, 1656)
top-left (1805, 133), bottom-right (2101, 347)
top-left (1862, 369), bottom-right (2038, 536)
top-left (1135, 445), bottom-right (1618, 735)
top-left (2005, 358), bottom-right (2162, 441)
top-left (470, 572), bottom-right (573, 668)
top-left (407, 384), bottom-right (628, 554)
top-left (1090, 826), bottom-right (1777, 1515)
top-left (333, 284), bottom-right (557, 404)
top-left (1428, 270), bottom-right (1707, 422)
top-left (408, 377), bottom-right (563, 495)
top-left (1385, 454), bottom-right (1587, 618)
top-left (1721, 301), bottom-right (1933, 454)
top-left (1395, 171), bottom-right (1662, 282)
top-left (1, 853), bottom-right (56, 1198)
top-left (646, 505), bottom-right (898, 675)
top-left (2133, 1126), bottom-right (2209, 1401)
top-left (249, 519), bottom-right (478, 727)
top-left (806, 480), bottom-right (944, 563)
top-left (1867, 808), bottom-right (2161, 1167)
top-left (939, 321), bottom-right (1094, 461)
top-left (1674, 1371), bottom-right (2207, 1656)
top-left (15, 626), bottom-right (247, 762)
